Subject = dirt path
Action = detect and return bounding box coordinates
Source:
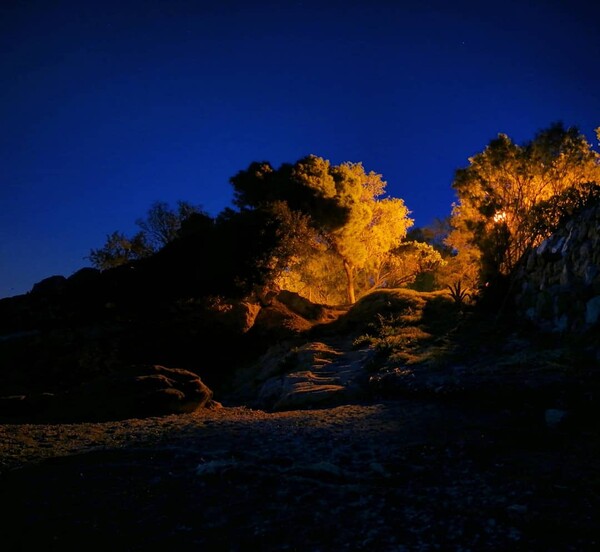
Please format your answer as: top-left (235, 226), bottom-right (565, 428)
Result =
top-left (1, 401), bottom-right (598, 551)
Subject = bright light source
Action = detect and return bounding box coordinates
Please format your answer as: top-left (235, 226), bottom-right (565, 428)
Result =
top-left (493, 211), bottom-right (507, 223)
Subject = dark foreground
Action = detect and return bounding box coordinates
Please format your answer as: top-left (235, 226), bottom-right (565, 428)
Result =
top-left (1, 401), bottom-right (598, 551)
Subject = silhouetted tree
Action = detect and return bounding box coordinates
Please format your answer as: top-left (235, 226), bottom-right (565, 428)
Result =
top-left (212, 202), bottom-right (313, 297)
top-left (89, 201), bottom-right (204, 270)
top-left (88, 231), bottom-right (153, 271)
top-left (136, 200), bottom-right (201, 249)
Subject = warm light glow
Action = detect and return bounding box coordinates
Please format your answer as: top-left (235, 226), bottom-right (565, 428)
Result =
top-left (493, 211), bottom-right (507, 223)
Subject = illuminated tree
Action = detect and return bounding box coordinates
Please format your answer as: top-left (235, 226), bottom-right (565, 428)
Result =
top-left (276, 248), bottom-right (345, 304)
top-left (449, 123), bottom-right (600, 282)
top-left (231, 155), bottom-right (414, 304)
top-left (372, 240), bottom-right (446, 288)
top-left (437, 233), bottom-right (481, 291)
top-left (527, 181), bottom-right (600, 241)
top-left (322, 160), bottom-right (413, 303)
top-left (277, 237), bottom-right (444, 305)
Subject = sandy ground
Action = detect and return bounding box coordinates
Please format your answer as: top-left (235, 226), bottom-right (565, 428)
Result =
top-left (1, 401), bottom-right (598, 551)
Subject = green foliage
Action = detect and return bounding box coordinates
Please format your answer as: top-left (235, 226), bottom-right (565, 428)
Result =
top-left (449, 123), bottom-right (600, 283)
top-left (230, 158), bottom-right (347, 229)
top-left (407, 219), bottom-right (453, 255)
top-left (350, 289), bottom-right (460, 367)
top-left (353, 305), bottom-right (430, 361)
top-left (379, 241), bottom-right (446, 288)
top-left (232, 155), bottom-right (415, 304)
top-left (340, 288), bottom-right (431, 337)
top-left (405, 219), bottom-right (479, 292)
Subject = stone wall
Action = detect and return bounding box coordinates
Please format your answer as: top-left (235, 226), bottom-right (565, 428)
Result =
top-left (513, 202), bottom-right (600, 333)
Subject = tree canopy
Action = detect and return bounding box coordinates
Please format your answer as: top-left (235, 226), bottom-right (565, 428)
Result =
top-left (87, 231), bottom-right (153, 271)
top-left (89, 201), bottom-right (203, 270)
top-left (136, 200), bottom-right (201, 250)
top-left (449, 123), bottom-right (600, 282)
top-left (231, 155), bottom-right (415, 304)
top-left (85, 124), bottom-right (600, 303)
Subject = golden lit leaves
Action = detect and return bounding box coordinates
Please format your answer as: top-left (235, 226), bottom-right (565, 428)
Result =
top-left (450, 123), bottom-right (600, 278)
top-left (292, 155), bottom-right (337, 198)
top-left (279, 158), bottom-right (414, 303)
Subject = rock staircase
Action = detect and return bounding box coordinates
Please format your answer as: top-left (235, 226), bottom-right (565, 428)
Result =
top-left (253, 340), bottom-right (374, 410)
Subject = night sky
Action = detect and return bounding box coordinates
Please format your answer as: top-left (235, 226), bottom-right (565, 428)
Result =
top-left (1, 0), bottom-right (599, 298)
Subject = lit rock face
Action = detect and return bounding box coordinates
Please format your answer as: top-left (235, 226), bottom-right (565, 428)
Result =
top-left (236, 341), bottom-right (372, 411)
top-left (514, 202), bottom-right (600, 333)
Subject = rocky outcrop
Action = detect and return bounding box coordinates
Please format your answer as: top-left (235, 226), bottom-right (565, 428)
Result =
top-left (30, 275), bottom-right (68, 296)
top-left (514, 202), bottom-right (600, 333)
top-left (204, 297), bottom-right (262, 334)
top-left (0, 365), bottom-right (217, 422)
top-left (276, 290), bottom-right (328, 321)
top-left (234, 341), bottom-right (372, 410)
top-left (66, 365), bottom-right (217, 420)
top-left (248, 299), bottom-right (314, 340)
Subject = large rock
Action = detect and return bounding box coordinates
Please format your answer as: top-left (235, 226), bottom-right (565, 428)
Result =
top-left (248, 299), bottom-right (313, 341)
top-left (204, 297), bottom-right (262, 334)
top-left (30, 275), bottom-right (67, 296)
top-left (64, 365), bottom-right (216, 421)
top-left (276, 290), bottom-right (327, 321)
top-left (238, 341), bottom-right (372, 411)
top-left (0, 365), bottom-right (217, 422)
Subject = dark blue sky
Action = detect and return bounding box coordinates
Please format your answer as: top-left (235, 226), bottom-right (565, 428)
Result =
top-left (1, 0), bottom-right (599, 298)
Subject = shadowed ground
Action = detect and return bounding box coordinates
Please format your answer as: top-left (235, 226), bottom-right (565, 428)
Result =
top-left (1, 402), bottom-right (598, 551)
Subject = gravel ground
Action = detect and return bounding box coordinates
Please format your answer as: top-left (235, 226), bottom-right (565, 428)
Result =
top-left (1, 401), bottom-right (599, 551)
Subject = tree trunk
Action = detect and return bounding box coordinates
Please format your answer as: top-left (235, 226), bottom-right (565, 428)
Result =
top-left (343, 259), bottom-right (356, 304)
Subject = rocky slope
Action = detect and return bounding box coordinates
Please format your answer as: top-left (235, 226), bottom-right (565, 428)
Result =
top-left (1, 201), bottom-right (599, 549)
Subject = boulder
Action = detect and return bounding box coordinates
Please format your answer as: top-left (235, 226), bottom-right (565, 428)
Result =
top-left (276, 290), bottom-right (327, 321)
top-left (30, 275), bottom-right (67, 296)
top-left (204, 297), bottom-right (262, 334)
top-left (249, 299), bottom-right (312, 341)
top-left (60, 365), bottom-right (216, 421)
top-left (66, 267), bottom-right (102, 297)
top-left (0, 366), bottom-right (217, 422)
top-left (250, 342), bottom-right (371, 411)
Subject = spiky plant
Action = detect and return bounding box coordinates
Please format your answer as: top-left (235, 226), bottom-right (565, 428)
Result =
top-left (447, 280), bottom-right (471, 306)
